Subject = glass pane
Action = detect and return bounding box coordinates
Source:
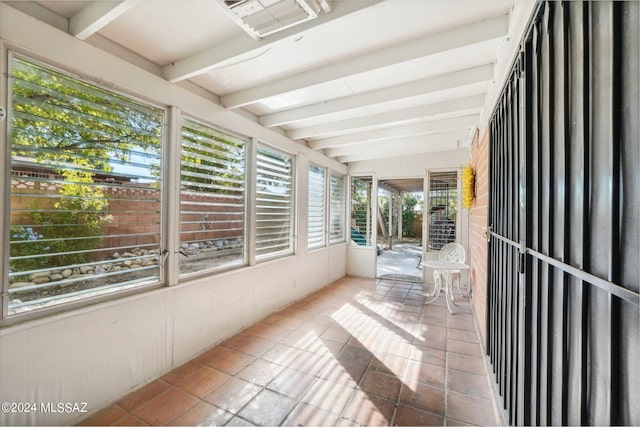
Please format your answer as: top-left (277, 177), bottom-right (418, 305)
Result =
top-left (180, 119), bottom-right (246, 275)
top-left (350, 176), bottom-right (373, 246)
top-left (256, 145), bottom-right (294, 259)
top-left (308, 164), bottom-right (325, 249)
top-left (8, 56), bottom-right (163, 315)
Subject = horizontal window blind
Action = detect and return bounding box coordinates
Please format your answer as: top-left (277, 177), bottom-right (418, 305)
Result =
top-left (329, 172), bottom-right (346, 244)
top-left (255, 145), bottom-right (294, 259)
top-left (180, 119), bottom-right (246, 275)
top-left (308, 164), bottom-right (326, 249)
top-left (8, 56), bottom-right (163, 315)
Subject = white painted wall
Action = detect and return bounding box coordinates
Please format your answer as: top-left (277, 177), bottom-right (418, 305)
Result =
top-left (0, 4), bottom-right (348, 425)
top-left (0, 246), bottom-right (345, 425)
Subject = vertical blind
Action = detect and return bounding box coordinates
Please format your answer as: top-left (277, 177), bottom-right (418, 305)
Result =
top-left (255, 145), bottom-right (295, 258)
top-left (180, 119), bottom-right (246, 275)
top-left (308, 164), bottom-right (326, 249)
top-left (329, 172), bottom-right (346, 244)
top-left (8, 56), bottom-right (163, 314)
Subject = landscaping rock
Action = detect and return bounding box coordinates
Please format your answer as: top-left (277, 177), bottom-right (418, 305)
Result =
top-left (9, 282), bottom-right (33, 289)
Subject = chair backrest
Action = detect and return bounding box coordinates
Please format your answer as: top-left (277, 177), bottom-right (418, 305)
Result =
top-left (439, 243), bottom-right (466, 263)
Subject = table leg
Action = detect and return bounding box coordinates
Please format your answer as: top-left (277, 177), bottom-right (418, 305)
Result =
top-left (444, 273), bottom-right (458, 314)
top-left (424, 277), bottom-right (441, 304)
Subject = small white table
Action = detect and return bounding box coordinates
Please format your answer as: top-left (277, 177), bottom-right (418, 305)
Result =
top-left (420, 260), bottom-right (469, 314)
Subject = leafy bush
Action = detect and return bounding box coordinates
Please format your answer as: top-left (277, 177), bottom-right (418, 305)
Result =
top-left (380, 193), bottom-right (420, 238)
top-left (10, 170), bottom-right (110, 276)
top-left (9, 226), bottom-right (51, 275)
top-left (402, 194), bottom-right (419, 237)
top-left (31, 170), bottom-right (109, 267)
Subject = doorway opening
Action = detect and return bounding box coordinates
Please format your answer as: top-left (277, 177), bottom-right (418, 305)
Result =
top-left (376, 178), bottom-right (424, 282)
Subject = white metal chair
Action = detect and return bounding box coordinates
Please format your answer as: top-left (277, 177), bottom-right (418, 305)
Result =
top-left (434, 243), bottom-right (467, 298)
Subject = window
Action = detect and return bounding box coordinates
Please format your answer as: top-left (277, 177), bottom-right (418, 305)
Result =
top-left (350, 176), bottom-right (373, 246)
top-left (428, 171), bottom-right (458, 250)
top-left (7, 56), bottom-right (164, 315)
top-left (255, 145), bottom-right (295, 259)
top-left (308, 164), bottom-right (326, 249)
top-left (329, 172), bottom-right (346, 244)
top-left (180, 119), bottom-right (246, 275)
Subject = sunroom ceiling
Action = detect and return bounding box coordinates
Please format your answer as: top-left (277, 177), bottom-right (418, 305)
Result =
top-left (6, 0), bottom-right (515, 164)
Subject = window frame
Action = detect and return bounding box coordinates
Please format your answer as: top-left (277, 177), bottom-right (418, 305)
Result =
top-left (2, 52), bottom-right (168, 322)
top-left (307, 163), bottom-right (327, 251)
top-left (254, 142), bottom-right (296, 262)
top-left (349, 175), bottom-right (374, 248)
top-left (178, 116), bottom-right (249, 278)
top-left (329, 171), bottom-right (346, 245)
top-left (426, 170), bottom-right (459, 252)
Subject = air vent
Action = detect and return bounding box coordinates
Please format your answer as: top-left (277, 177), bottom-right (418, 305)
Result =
top-left (219, 0), bottom-right (331, 39)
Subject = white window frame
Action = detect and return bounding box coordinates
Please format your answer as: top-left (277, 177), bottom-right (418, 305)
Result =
top-left (3, 52), bottom-right (167, 320)
top-left (254, 143), bottom-right (296, 261)
top-left (178, 117), bottom-right (248, 277)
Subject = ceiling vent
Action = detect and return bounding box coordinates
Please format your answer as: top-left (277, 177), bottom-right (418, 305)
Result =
top-left (220, 0), bottom-right (331, 39)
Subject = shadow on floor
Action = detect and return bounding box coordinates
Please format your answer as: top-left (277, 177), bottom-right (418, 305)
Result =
top-left (77, 276), bottom-right (497, 426)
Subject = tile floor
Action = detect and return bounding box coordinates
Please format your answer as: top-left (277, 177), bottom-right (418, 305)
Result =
top-left (78, 276), bottom-right (498, 426)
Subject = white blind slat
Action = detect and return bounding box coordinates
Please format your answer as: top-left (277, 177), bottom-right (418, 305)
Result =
top-left (308, 164), bottom-right (326, 249)
top-left (330, 172), bottom-right (346, 244)
top-left (256, 145), bottom-right (294, 259)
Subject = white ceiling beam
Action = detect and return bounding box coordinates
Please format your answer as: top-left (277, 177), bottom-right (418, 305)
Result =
top-left (222, 14), bottom-right (508, 108)
top-left (334, 139), bottom-right (464, 163)
top-left (162, 0), bottom-right (383, 83)
top-left (287, 94), bottom-right (485, 140)
top-left (308, 114), bottom-right (480, 149)
top-left (260, 64), bottom-right (493, 128)
top-left (324, 130), bottom-right (470, 158)
top-left (70, 0), bottom-right (142, 40)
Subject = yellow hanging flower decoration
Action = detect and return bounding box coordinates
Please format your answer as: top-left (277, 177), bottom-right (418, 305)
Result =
top-left (461, 162), bottom-right (475, 209)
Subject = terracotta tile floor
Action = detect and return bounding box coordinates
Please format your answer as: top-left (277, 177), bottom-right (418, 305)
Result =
top-left (79, 276), bottom-right (498, 426)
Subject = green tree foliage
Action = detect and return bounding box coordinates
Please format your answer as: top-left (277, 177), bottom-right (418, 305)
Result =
top-left (181, 119), bottom-right (245, 196)
top-left (11, 58), bottom-right (161, 168)
top-left (31, 170), bottom-right (110, 267)
top-left (401, 194), bottom-right (419, 237)
top-left (380, 193), bottom-right (420, 238)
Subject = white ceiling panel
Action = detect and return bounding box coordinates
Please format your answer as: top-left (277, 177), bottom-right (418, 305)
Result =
top-left (5, 0), bottom-right (523, 164)
top-left (342, 40), bottom-right (502, 94)
top-left (97, 0), bottom-right (241, 66)
top-left (241, 80), bottom-right (359, 117)
top-left (364, 82), bottom-right (489, 116)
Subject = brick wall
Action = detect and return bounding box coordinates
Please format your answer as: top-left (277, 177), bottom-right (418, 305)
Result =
top-left (469, 128), bottom-right (489, 346)
top-left (10, 178), bottom-right (242, 256)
